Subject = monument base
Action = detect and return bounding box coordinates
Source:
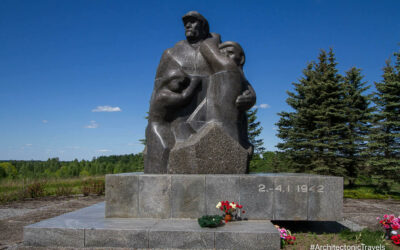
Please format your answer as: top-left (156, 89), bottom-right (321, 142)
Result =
top-left (23, 202), bottom-right (280, 249)
top-left (106, 173), bottom-right (343, 221)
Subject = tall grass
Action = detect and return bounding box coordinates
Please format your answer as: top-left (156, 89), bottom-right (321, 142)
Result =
top-left (0, 176), bottom-right (105, 203)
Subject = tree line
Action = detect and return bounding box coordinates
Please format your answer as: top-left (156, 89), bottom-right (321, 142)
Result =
top-left (0, 154), bottom-right (144, 180)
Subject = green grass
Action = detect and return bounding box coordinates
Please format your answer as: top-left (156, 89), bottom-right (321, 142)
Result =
top-left (0, 176), bottom-right (105, 203)
top-left (339, 229), bottom-right (391, 248)
top-left (343, 185), bottom-right (400, 200)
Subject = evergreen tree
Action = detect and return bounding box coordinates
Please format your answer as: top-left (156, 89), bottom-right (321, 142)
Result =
top-left (368, 50), bottom-right (400, 191)
top-left (247, 108), bottom-right (265, 154)
top-left (276, 49), bottom-right (348, 175)
top-left (341, 67), bottom-right (373, 186)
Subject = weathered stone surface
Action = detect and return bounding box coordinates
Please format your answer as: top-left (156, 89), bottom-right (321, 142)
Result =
top-left (273, 175), bottom-right (309, 220)
top-left (139, 175), bottom-right (171, 218)
top-left (215, 221), bottom-right (280, 250)
top-left (85, 228), bottom-right (148, 248)
top-left (105, 173), bottom-right (343, 221)
top-left (240, 175), bottom-right (273, 219)
top-left (171, 175), bottom-right (206, 218)
top-left (105, 173), bottom-right (139, 218)
top-left (24, 202), bottom-right (280, 249)
top-left (24, 227), bottom-right (84, 247)
top-left (149, 219), bottom-right (214, 249)
top-left (168, 122), bottom-right (249, 174)
top-left (308, 176), bottom-right (343, 221)
top-left (205, 175), bottom-right (240, 215)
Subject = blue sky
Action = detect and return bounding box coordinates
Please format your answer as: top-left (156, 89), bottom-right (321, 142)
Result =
top-left (1, 0), bottom-right (399, 161)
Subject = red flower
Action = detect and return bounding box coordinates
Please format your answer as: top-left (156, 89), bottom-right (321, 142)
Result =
top-left (284, 235), bottom-right (296, 244)
top-left (392, 235), bottom-right (400, 245)
top-left (392, 224), bottom-right (399, 230)
top-left (242, 210), bottom-right (245, 214)
top-left (238, 205), bottom-right (243, 209)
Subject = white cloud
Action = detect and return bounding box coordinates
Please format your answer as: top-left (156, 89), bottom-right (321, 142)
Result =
top-left (85, 120), bottom-right (99, 129)
top-left (42, 120), bottom-right (48, 123)
top-left (97, 149), bottom-right (111, 152)
top-left (259, 104), bottom-right (270, 109)
top-left (92, 106), bottom-right (121, 112)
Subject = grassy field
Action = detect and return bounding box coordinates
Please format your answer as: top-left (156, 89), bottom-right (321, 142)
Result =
top-left (343, 180), bottom-right (400, 200)
top-left (0, 176), bottom-right (105, 203)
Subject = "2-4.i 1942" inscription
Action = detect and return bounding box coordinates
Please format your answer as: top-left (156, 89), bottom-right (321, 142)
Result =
top-left (258, 184), bottom-right (324, 193)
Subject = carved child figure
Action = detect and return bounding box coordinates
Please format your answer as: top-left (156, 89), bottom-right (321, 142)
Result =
top-left (145, 69), bottom-right (200, 173)
top-left (200, 35), bottom-right (256, 147)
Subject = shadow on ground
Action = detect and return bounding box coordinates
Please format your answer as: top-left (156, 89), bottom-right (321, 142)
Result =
top-left (272, 220), bottom-right (348, 234)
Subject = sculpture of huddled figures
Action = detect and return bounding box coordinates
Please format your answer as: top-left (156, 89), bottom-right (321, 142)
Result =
top-left (145, 11), bottom-right (256, 174)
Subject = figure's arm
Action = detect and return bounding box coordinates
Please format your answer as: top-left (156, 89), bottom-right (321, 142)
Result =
top-left (155, 49), bottom-right (181, 79)
top-left (236, 80), bottom-right (256, 111)
top-left (200, 34), bottom-right (237, 73)
top-left (157, 77), bottom-right (200, 107)
top-left (181, 76), bottom-right (201, 100)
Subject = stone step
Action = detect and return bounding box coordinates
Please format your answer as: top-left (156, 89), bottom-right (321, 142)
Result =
top-left (24, 202), bottom-right (281, 249)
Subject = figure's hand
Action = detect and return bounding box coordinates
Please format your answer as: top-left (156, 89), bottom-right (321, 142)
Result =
top-left (204, 32), bottom-right (221, 46)
top-left (236, 90), bottom-right (256, 111)
top-left (189, 76), bottom-right (201, 88)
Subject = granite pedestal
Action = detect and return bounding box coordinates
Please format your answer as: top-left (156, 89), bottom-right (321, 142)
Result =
top-left (24, 202), bottom-right (280, 249)
top-left (106, 173), bottom-right (343, 221)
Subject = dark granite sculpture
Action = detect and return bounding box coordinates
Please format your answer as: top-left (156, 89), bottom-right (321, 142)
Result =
top-left (145, 11), bottom-right (256, 174)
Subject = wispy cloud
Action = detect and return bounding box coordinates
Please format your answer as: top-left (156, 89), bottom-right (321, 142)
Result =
top-left (97, 149), bottom-right (111, 152)
top-left (259, 104), bottom-right (270, 109)
top-left (42, 120), bottom-right (48, 123)
top-left (253, 103), bottom-right (270, 109)
top-left (92, 106), bottom-right (121, 112)
top-left (85, 120), bottom-right (99, 129)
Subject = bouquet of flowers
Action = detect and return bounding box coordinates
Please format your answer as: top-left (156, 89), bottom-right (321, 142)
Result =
top-left (275, 225), bottom-right (296, 246)
top-left (377, 214), bottom-right (399, 245)
top-left (216, 201), bottom-right (244, 221)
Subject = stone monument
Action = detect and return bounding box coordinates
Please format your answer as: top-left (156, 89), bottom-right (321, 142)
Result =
top-left (144, 11), bottom-right (256, 174)
top-left (23, 11), bottom-right (343, 250)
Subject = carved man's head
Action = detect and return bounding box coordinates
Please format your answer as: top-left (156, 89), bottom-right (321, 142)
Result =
top-left (219, 41), bottom-right (246, 67)
top-left (182, 11), bottom-right (209, 43)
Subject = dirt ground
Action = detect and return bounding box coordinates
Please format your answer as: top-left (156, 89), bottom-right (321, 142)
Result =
top-left (0, 196), bottom-right (399, 249)
top-left (0, 195), bottom-right (104, 250)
